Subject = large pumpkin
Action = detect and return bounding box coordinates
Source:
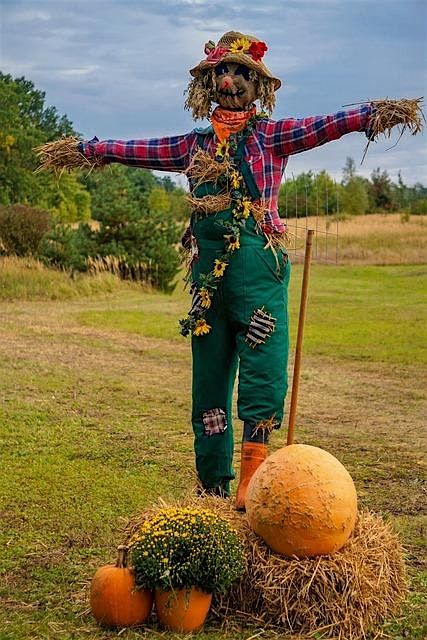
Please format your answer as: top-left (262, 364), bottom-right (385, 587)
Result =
top-left (246, 444), bottom-right (357, 557)
top-left (90, 545), bottom-right (153, 627)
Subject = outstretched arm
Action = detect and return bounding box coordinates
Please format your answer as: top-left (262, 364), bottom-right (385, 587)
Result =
top-left (78, 132), bottom-right (198, 172)
top-left (267, 104), bottom-right (373, 157)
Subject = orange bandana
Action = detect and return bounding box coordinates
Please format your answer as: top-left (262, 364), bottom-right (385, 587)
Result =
top-left (210, 105), bottom-right (257, 142)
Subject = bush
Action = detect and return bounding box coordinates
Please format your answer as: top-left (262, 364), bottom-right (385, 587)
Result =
top-left (0, 204), bottom-right (52, 256)
top-left (38, 223), bottom-right (96, 274)
top-left (130, 507), bottom-right (245, 595)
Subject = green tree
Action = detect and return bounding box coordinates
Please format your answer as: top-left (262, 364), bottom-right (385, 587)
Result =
top-left (369, 168), bottom-right (395, 211)
top-left (341, 157), bottom-right (369, 216)
top-left (0, 73), bottom-right (90, 221)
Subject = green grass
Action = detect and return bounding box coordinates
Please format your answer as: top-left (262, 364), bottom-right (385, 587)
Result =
top-left (0, 261), bottom-right (426, 639)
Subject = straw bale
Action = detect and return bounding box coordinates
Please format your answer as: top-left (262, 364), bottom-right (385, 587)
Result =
top-left (33, 136), bottom-right (104, 174)
top-left (123, 497), bottom-right (406, 640)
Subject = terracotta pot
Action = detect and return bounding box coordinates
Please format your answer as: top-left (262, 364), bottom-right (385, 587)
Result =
top-left (155, 586), bottom-right (212, 632)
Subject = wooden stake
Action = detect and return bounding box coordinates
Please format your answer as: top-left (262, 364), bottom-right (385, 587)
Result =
top-left (287, 229), bottom-right (314, 445)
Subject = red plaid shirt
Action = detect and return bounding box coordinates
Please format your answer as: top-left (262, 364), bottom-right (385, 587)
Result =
top-left (82, 105), bottom-right (372, 233)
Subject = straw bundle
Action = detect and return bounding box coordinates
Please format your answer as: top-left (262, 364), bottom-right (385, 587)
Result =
top-left (363, 97), bottom-right (424, 161)
top-left (186, 192), bottom-right (232, 215)
top-left (33, 137), bottom-right (104, 174)
top-left (185, 149), bottom-right (230, 188)
top-left (123, 497), bottom-right (406, 640)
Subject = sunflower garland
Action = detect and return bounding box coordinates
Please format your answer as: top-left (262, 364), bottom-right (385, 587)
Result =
top-left (179, 113), bottom-right (267, 338)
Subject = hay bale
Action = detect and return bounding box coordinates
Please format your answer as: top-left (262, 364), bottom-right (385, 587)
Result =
top-left (123, 498), bottom-right (406, 639)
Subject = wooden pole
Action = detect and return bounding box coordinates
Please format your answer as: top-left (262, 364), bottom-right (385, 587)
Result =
top-left (287, 229), bottom-right (315, 445)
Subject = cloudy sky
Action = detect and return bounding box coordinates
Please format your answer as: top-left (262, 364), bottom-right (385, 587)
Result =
top-left (1, 0), bottom-right (426, 185)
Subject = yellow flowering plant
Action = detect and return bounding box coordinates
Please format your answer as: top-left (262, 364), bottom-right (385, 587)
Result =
top-left (130, 507), bottom-right (245, 594)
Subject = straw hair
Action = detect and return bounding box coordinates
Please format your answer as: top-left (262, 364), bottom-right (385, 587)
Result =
top-left (123, 495), bottom-right (407, 639)
top-left (34, 137), bottom-right (104, 174)
top-left (185, 69), bottom-right (276, 120)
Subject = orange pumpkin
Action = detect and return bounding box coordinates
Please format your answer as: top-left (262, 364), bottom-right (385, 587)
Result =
top-left (90, 545), bottom-right (153, 627)
top-left (246, 444), bottom-right (357, 557)
top-left (155, 587), bottom-right (212, 632)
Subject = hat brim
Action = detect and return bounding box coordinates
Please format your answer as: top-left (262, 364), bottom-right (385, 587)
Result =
top-left (190, 53), bottom-right (281, 91)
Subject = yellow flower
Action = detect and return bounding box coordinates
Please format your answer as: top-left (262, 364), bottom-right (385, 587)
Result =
top-left (216, 140), bottom-right (230, 158)
top-left (199, 288), bottom-right (212, 309)
top-left (242, 197), bottom-right (252, 218)
top-left (213, 259), bottom-right (228, 277)
top-left (230, 170), bottom-right (242, 189)
top-left (229, 37), bottom-right (251, 53)
top-left (193, 319), bottom-right (212, 336)
top-left (224, 235), bottom-right (240, 251)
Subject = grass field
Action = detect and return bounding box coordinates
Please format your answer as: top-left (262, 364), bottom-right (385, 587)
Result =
top-left (0, 215), bottom-right (426, 640)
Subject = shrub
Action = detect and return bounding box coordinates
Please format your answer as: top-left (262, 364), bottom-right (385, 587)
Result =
top-left (38, 223), bottom-right (95, 274)
top-left (130, 507), bottom-right (245, 595)
top-left (0, 204), bottom-right (52, 256)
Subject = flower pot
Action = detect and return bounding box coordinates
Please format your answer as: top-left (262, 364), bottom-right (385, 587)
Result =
top-left (155, 586), bottom-right (212, 632)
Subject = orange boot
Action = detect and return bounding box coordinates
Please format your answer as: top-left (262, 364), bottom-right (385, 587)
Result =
top-left (235, 442), bottom-right (268, 511)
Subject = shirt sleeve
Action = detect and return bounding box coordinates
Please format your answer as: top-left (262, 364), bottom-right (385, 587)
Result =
top-left (79, 132), bottom-right (197, 172)
top-left (267, 105), bottom-right (373, 157)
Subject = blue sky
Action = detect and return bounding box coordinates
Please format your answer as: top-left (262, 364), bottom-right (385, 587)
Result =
top-left (1, 0), bottom-right (426, 185)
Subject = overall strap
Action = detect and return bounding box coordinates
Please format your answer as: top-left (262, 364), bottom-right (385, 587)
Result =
top-left (234, 133), bottom-right (261, 201)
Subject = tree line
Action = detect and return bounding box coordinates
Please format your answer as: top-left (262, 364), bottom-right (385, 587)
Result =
top-left (1, 73), bottom-right (425, 291)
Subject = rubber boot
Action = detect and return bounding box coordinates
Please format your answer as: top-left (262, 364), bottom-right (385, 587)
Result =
top-left (235, 442), bottom-right (268, 511)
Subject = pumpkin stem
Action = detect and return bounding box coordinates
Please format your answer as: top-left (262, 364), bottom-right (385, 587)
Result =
top-left (116, 545), bottom-right (128, 569)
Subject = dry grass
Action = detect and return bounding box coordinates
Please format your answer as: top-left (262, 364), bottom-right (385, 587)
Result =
top-left (185, 149), bottom-right (230, 188)
top-left (285, 213), bottom-right (426, 264)
top-left (124, 499), bottom-right (406, 640)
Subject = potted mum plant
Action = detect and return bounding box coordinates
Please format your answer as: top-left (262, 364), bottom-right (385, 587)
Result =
top-left (129, 506), bottom-right (245, 632)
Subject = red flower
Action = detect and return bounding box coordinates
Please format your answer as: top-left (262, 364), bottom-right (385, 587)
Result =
top-left (206, 46), bottom-right (228, 64)
top-left (248, 41), bottom-right (268, 62)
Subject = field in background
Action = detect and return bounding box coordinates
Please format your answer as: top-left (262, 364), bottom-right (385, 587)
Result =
top-left (286, 213), bottom-right (426, 265)
top-left (0, 214), bottom-right (426, 639)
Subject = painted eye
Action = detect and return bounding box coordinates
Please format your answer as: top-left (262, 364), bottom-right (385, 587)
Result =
top-left (235, 65), bottom-right (250, 80)
top-left (215, 63), bottom-right (229, 76)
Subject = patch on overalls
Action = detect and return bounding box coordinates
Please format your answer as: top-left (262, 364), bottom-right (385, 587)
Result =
top-left (202, 408), bottom-right (227, 436)
top-left (190, 282), bottom-right (203, 314)
top-left (246, 307), bottom-right (276, 348)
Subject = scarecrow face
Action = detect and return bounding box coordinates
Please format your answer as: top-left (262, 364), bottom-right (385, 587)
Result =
top-left (214, 62), bottom-right (257, 110)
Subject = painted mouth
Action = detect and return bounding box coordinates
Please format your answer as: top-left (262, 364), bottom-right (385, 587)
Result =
top-left (218, 88), bottom-right (245, 97)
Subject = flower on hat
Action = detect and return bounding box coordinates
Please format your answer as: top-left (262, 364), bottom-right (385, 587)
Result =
top-left (248, 40), bottom-right (268, 62)
top-left (206, 46), bottom-right (228, 64)
top-left (229, 37), bottom-right (251, 54)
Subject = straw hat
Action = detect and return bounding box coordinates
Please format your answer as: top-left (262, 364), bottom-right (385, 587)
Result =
top-left (190, 31), bottom-right (281, 90)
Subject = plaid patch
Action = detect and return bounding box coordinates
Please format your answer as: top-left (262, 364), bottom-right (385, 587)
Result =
top-left (202, 408), bottom-right (228, 436)
top-left (246, 307), bottom-right (276, 348)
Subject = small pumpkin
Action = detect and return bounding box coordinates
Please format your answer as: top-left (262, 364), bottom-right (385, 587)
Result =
top-left (90, 545), bottom-right (153, 627)
top-left (246, 444), bottom-right (358, 557)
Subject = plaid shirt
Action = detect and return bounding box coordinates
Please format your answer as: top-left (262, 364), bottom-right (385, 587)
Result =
top-left (82, 105), bottom-right (372, 233)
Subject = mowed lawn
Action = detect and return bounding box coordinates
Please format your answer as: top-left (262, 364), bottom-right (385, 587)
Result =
top-left (0, 253), bottom-right (426, 638)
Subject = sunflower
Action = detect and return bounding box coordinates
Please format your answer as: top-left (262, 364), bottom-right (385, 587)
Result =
top-left (230, 170), bottom-right (242, 189)
top-left (193, 319), bottom-right (212, 336)
top-left (229, 37), bottom-right (251, 54)
top-left (199, 288), bottom-right (212, 309)
top-left (225, 234), bottom-right (240, 251)
top-left (213, 259), bottom-right (228, 277)
top-left (215, 140), bottom-right (230, 159)
top-left (241, 197), bottom-right (252, 218)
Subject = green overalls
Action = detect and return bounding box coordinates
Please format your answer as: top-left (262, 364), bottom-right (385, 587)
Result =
top-left (187, 128), bottom-right (291, 495)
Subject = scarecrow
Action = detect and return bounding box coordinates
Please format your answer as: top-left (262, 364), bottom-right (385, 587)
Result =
top-left (36, 31), bottom-right (423, 510)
